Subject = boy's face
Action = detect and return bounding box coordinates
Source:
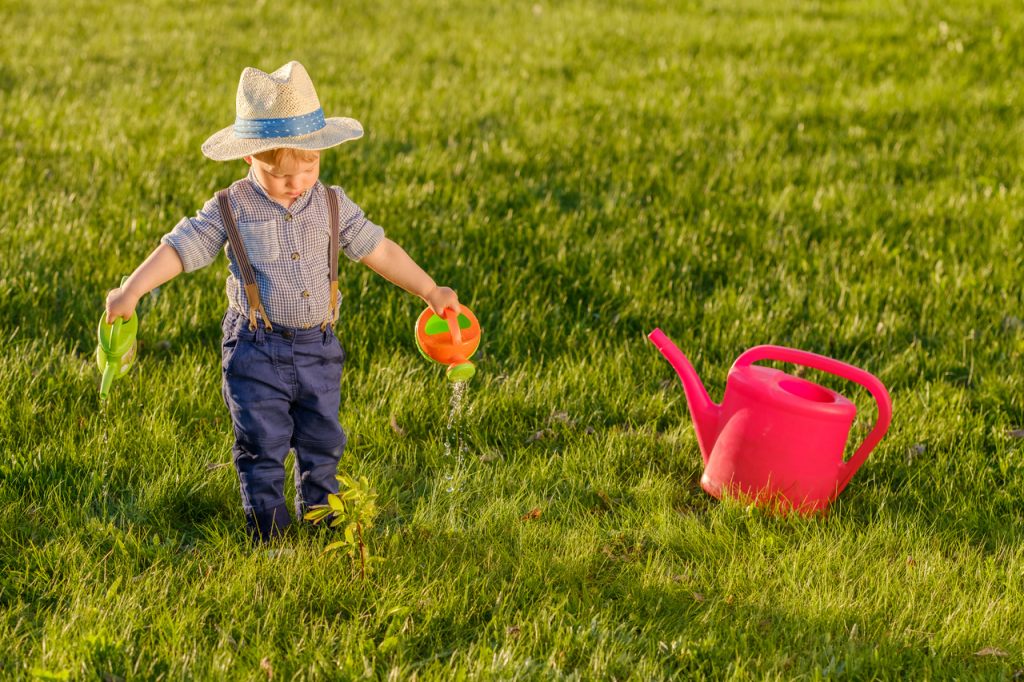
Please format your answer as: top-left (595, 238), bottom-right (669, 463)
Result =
top-left (245, 153), bottom-right (320, 208)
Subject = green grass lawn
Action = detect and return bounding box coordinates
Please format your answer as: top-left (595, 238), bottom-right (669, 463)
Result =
top-left (2, 0), bottom-right (1023, 678)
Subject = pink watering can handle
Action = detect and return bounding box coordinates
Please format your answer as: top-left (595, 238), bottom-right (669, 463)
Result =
top-left (733, 345), bottom-right (892, 491)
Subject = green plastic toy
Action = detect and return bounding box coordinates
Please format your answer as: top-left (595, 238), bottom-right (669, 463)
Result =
top-left (96, 276), bottom-right (138, 400)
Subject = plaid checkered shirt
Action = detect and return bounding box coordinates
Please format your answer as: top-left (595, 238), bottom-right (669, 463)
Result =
top-left (161, 169), bottom-right (384, 328)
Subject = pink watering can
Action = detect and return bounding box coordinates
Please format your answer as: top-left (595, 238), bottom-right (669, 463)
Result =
top-left (649, 329), bottom-right (892, 513)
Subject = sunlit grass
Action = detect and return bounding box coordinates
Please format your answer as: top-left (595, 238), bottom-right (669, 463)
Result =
top-left (1, 0), bottom-right (1023, 678)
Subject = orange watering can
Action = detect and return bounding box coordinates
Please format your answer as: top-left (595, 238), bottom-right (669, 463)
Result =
top-left (649, 329), bottom-right (892, 513)
top-left (415, 306), bottom-right (481, 382)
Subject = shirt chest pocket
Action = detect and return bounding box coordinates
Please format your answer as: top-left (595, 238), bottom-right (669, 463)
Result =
top-left (237, 220), bottom-right (281, 263)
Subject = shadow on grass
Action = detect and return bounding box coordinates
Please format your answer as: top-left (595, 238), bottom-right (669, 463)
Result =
top-left (2, 447), bottom-right (237, 549)
top-left (625, 580), bottom-right (1020, 678)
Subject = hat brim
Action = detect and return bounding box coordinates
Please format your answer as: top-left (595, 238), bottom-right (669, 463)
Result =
top-left (201, 117), bottom-right (364, 161)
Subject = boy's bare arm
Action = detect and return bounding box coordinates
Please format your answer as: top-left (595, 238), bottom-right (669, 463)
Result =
top-left (360, 238), bottom-right (460, 314)
top-left (105, 243), bottom-right (185, 323)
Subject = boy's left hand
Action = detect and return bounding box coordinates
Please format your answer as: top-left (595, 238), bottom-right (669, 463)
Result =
top-left (423, 285), bottom-right (460, 316)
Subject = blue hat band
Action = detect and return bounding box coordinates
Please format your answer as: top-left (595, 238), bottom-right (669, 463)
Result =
top-left (233, 108), bottom-right (326, 139)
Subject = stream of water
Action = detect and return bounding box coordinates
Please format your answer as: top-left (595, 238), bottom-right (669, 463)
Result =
top-left (442, 380), bottom-right (469, 493)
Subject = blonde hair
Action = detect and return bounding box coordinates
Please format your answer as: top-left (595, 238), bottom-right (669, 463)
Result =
top-left (251, 147), bottom-right (320, 166)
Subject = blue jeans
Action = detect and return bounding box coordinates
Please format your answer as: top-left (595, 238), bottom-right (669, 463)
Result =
top-left (220, 309), bottom-right (346, 542)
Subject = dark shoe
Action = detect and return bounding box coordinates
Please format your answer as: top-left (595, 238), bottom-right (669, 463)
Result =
top-left (246, 502), bottom-right (292, 544)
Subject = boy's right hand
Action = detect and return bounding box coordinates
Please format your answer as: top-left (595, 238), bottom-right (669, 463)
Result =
top-left (105, 286), bottom-right (139, 323)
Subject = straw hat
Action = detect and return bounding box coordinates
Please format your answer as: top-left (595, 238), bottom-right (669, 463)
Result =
top-left (201, 61), bottom-right (363, 161)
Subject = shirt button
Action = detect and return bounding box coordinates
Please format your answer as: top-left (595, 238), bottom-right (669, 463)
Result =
top-left (285, 214), bottom-right (294, 221)
top-left (291, 252), bottom-right (300, 260)
top-left (302, 290), bottom-right (310, 298)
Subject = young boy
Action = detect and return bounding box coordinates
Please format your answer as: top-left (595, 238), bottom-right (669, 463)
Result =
top-left (104, 61), bottom-right (460, 542)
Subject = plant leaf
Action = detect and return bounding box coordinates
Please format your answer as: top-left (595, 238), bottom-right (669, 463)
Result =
top-left (328, 495), bottom-right (344, 512)
top-left (521, 507), bottom-right (542, 521)
top-left (323, 540), bottom-right (348, 555)
top-left (304, 507), bottom-right (331, 522)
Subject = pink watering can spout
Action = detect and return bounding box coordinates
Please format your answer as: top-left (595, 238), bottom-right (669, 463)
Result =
top-left (648, 329), bottom-right (721, 464)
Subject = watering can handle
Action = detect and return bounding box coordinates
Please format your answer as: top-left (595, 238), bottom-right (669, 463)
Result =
top-left (444, 308), bottom-right (463, 346)
top-left (108, 318), bottom-right (123, 346)
top-left (733, 345), bottom-right (892, 491)
top-left (107, 275), bottom-right (131, 345)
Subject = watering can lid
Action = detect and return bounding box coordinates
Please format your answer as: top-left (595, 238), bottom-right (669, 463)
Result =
top-left (417, 307), bottom-right (479, 338)
top-left (728, 365), bottom-right (856, 420)
top-left (415, 307), bottom-right (481, 354)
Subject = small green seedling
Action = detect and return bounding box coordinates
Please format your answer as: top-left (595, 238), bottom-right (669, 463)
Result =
top-left (304, 473), bottom-right (379, 579)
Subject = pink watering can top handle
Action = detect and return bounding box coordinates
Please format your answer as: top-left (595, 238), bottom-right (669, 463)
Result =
top-left (733, 345), bottom-right (893, 492)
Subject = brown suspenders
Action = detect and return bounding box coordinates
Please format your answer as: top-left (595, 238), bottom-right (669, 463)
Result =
top-left (325, 188), bottom-right (340, 331)
top-left (216, 186), bottom-right (340, 332)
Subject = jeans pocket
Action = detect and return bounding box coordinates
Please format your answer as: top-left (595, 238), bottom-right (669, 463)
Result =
top-left (238, 219), bottom-right (281, 263)
top-left (294, 339), bottom-right (344, 390)
top-left (222, 330), bottom-right (244, 373)
top-left (335, 337), bottom-right (346, 365)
